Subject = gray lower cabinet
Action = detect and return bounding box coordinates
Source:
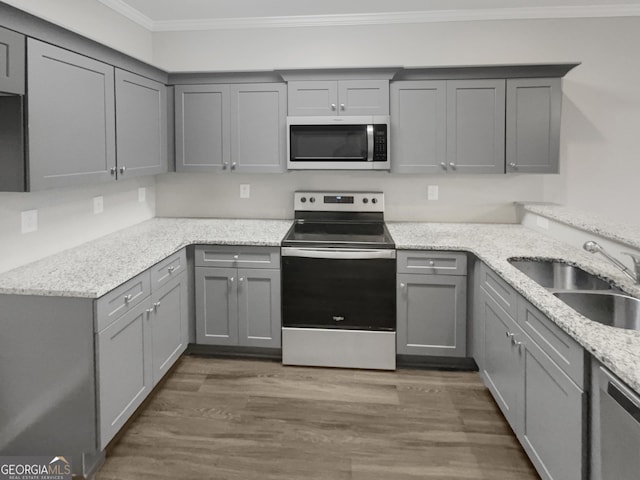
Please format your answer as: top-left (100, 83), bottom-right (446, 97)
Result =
top-left (479, 263), bottom-right (586, 480)
top-left (0, 25), bottom-right (25, 94)
top-left (195, 246), bottom-right (281, 348)
top-left (27, 38), bottom-right (116, 190)
top-left (396, 251), bottom-right (467, 357)
top-left (287, 79), bottom-right (389, 116)
top-left (115, 69), bottom-right (168, 178)
top-left (390, 80), bottom-right (446, 174)
top-left (175, 83), bottom-right (286, 173)
top-left (506, 78), bottom-right (562, 174)
top-left (96, 250), bottom-right (188, 449)
top-left (446, 79), bottom-right (506, 174)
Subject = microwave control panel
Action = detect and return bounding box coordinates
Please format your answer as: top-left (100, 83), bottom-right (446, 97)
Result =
top-left (373, 125), bottom-right (387, 161)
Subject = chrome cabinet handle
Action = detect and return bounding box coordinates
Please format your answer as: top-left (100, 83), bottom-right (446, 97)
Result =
top-left (400, 283), bottom-right (406, 288)
top-left (440, 162), bottom-right (447, 169)
top-left (119, 165), bottom-right (126, 174)
top-left (124, 294), bottom-right (133, 303)
top-left (428, 260), bottom-right (435, 266)
top-left (110, 167), bottom-right (116, 176)
top-left (340, 103), bottom-right (345, 111)
top-left (505, 331), bottom-right (514, 339)
top-left (146, 308), bottom-right (154, 314)
top-left (231, 162), bottom-right (237, 170)
top-left (229, 276), bottom-right (235, 284)
top-left (449, 162), bottom-right (456, 168)
top-left (167, 266), bottom-right (175, 273)
top-left (153, 301), bottom-right (161, 311)
top-left (331, 103), bottom-right (336, 111)
top-left (239, 277), bottom-right (244, 283)
top-left (509, 162), bottom-right (517, 168)
top-left (222, 162), bottom-right (228, 170)
top-left (233, 255), bottom-right (239, 260)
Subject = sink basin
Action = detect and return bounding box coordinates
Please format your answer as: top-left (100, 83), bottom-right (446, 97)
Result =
top-left (553, 291), bottom-right (640, 331)
top-left (509, 259), bottom-right (613, 291)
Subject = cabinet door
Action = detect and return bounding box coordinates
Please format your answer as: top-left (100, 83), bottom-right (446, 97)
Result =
top-left (397, 273), bottom-right (467, 357)
top-left (237, 268), bottom-right (281, 348)
top-left (287, 80), bottom-right (338, 116)
top-left (520, 333), bottom-right (584, 480)
top-left (0, 26), bottom-right (25, 94)
top-left (482, 290), bottom-right (523, 428)
top-left (27, 39), bottom-right (116, 190)
top-left (150, 273), bottom-right (188, 385)
top-left (230, 83), bottom-right (286, 173)
top-left (506, 78), bottom-right (561, 174)
top-left (446, 79), bottom-right (505, 174)
top-left (390, 81), bottom-right (446, 174)
top-left (115, 69), bottom-right (167, 178)
top-left (339, 80), bottom-right (389, 115)
top-left (195, 267), bottom-right (238, 345)
top-left (175, 84), bottom-right (230, 172)
top-left (97, 300), bottom-right (152, 449)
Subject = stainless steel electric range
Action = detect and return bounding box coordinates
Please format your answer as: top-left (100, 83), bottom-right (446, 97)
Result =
top-left (281, 191), bottom-right (396, 370)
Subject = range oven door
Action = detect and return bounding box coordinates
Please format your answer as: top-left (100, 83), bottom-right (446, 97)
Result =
top-left (281, 247), bottom-right (396, 331)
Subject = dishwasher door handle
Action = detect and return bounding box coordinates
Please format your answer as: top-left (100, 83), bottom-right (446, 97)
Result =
top-left (607, 382), bottom-right (640, 424)
top-left (281, 247), bottom-right (396, 260)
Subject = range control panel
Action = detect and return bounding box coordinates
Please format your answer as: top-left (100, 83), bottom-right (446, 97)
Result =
top-left (294, 191), bottom-right (384, 213)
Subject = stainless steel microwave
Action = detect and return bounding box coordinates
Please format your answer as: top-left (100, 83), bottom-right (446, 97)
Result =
top-left (287, 116), bottom-right (390, 170)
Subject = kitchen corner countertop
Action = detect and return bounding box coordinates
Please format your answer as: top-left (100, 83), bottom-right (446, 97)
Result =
top-left (0, 218), bottom-right (292, 298)
top-left (1, 217), bottom-right (639, 395)
top-left (388, 222), bottom-right (640, 394)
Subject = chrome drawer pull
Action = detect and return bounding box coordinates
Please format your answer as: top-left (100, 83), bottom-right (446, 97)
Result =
top-left (124, 294), bottom-right (133, 303)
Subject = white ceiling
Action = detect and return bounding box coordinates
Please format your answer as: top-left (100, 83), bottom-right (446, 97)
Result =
top-left (98, 0), bottom-right (640, 31)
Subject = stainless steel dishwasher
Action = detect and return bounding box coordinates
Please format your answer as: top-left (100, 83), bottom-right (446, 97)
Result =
top-left (591, 360), bottom-right (640, 480)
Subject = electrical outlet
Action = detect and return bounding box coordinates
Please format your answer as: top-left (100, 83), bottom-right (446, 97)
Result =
top-left (93, 196), bottom-right (104, 214)
top-left (21, 209), bottom-right (38, 234)
top-left (427, 185), bottom-right (439, 201)
top-left (240, 184), bottom-right (251, 199)
top-left (138, 187), bottom-right (146, 203)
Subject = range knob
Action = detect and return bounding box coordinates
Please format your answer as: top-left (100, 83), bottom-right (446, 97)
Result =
top-left (363, 198), bottom-right (369, 204)
top-left (371, 198), bottom-right (378, 204)
top-left (300, 197), bottom-right (307, 203)
top-left (309, 197), bottom-right (316, 203)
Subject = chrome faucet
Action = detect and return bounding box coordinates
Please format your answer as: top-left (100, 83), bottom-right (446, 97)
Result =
top-left (583, 241), bottom-right (640, 284)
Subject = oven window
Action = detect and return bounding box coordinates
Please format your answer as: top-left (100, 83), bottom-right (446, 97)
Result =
top-left (289, 125), bottom-right (368, 161)
top-left (282, 256), bottom-right (396, 330)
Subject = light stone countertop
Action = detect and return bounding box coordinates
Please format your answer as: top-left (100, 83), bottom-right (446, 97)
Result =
top-left (388, 222), bottom-right (640, 395)
top-left (0, 218), bottom-right (292, 298)
top-left (1, 217), bottom-right (638, 394)
top-left (519, 202), bottom-right (640, 250)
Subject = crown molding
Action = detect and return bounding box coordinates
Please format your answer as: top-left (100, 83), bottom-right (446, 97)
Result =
top-left (98, 2), bottom-right (640, 32)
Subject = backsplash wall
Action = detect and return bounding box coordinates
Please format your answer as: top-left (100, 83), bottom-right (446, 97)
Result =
top-left (0, 177), bottom-right (156, 274)
top-left (155, 171), bottom-right (554, 222)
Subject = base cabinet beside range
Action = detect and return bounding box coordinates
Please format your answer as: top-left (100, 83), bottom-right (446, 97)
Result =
top-left (96, 249), bottom-right (188, 449)
top-left (194, 245), bottom-right (281, 349)
top-left (396, 251), bottom-right (467, 358)
top-left (478, 262), bottom-right (586, 480)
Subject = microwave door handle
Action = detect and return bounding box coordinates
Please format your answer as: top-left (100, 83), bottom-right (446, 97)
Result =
top-left (367, 125), bottom-right (374, 162)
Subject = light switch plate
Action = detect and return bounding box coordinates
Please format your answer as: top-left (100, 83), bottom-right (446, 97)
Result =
top-left (240, 184), bottom-right (251, 199)
top-left (21, 209), bottom-right (38, 234)
top-left (427, 185), bottom-right (439, 201)
top-left (93, 196), bottom-right (104, 214)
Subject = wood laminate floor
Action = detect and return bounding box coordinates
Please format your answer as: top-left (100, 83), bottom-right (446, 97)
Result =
top-left (95, 356), bottom-right (539, 480)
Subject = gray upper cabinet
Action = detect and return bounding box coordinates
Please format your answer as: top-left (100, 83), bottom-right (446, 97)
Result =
top-left (175, 84), bottom-right (230, 172)
top-left (230, 83), bottom-right (287, 173)
top-left (390, 80), bottom-right (446, 174)
top-left (0, 26), bottom-right (25, 94)
top-left (27, 39), bottom-right (116, 190)
top-left (396, 251), bottom-right (467, 357)
top-left (506, 78), bottom-right (561, 174)
top-left (175, 83), bottom-right (286, 173)
top-left (288, 80), bottom-right (389, 116)
top-left (446, 79), bottom-right (506, 174)
top-left (115, 69), bottom-right (168, 179)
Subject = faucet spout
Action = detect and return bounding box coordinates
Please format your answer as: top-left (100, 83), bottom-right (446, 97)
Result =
top-left (582, 241), bottom-right (639, 284)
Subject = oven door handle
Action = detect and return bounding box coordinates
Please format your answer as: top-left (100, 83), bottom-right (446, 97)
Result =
top-left (282, 247), bottom-right (396, 260)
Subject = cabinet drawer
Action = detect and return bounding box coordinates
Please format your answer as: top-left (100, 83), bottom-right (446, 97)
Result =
top-left (480, 263), bottom-right (518, 319)
top-left (397, 250), bottom-right (467, 275)
top-left (150, 249), bottom-right (187, 288)
top-left (518, 298), bottom-right (585, 388)
top-left (195, 245), bottom-right (280, 269)
top-left (95, 271), bottom-right (151, 332)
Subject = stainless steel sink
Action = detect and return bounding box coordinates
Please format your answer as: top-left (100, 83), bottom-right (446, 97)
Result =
top-left (509, 258), bottom-right (613, 291)
top-left (553, 291), bottom-right (640, 331)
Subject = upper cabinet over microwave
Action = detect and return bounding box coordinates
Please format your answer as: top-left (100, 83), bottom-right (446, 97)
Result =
top-left (288, 80), bottom-right (389, 116)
